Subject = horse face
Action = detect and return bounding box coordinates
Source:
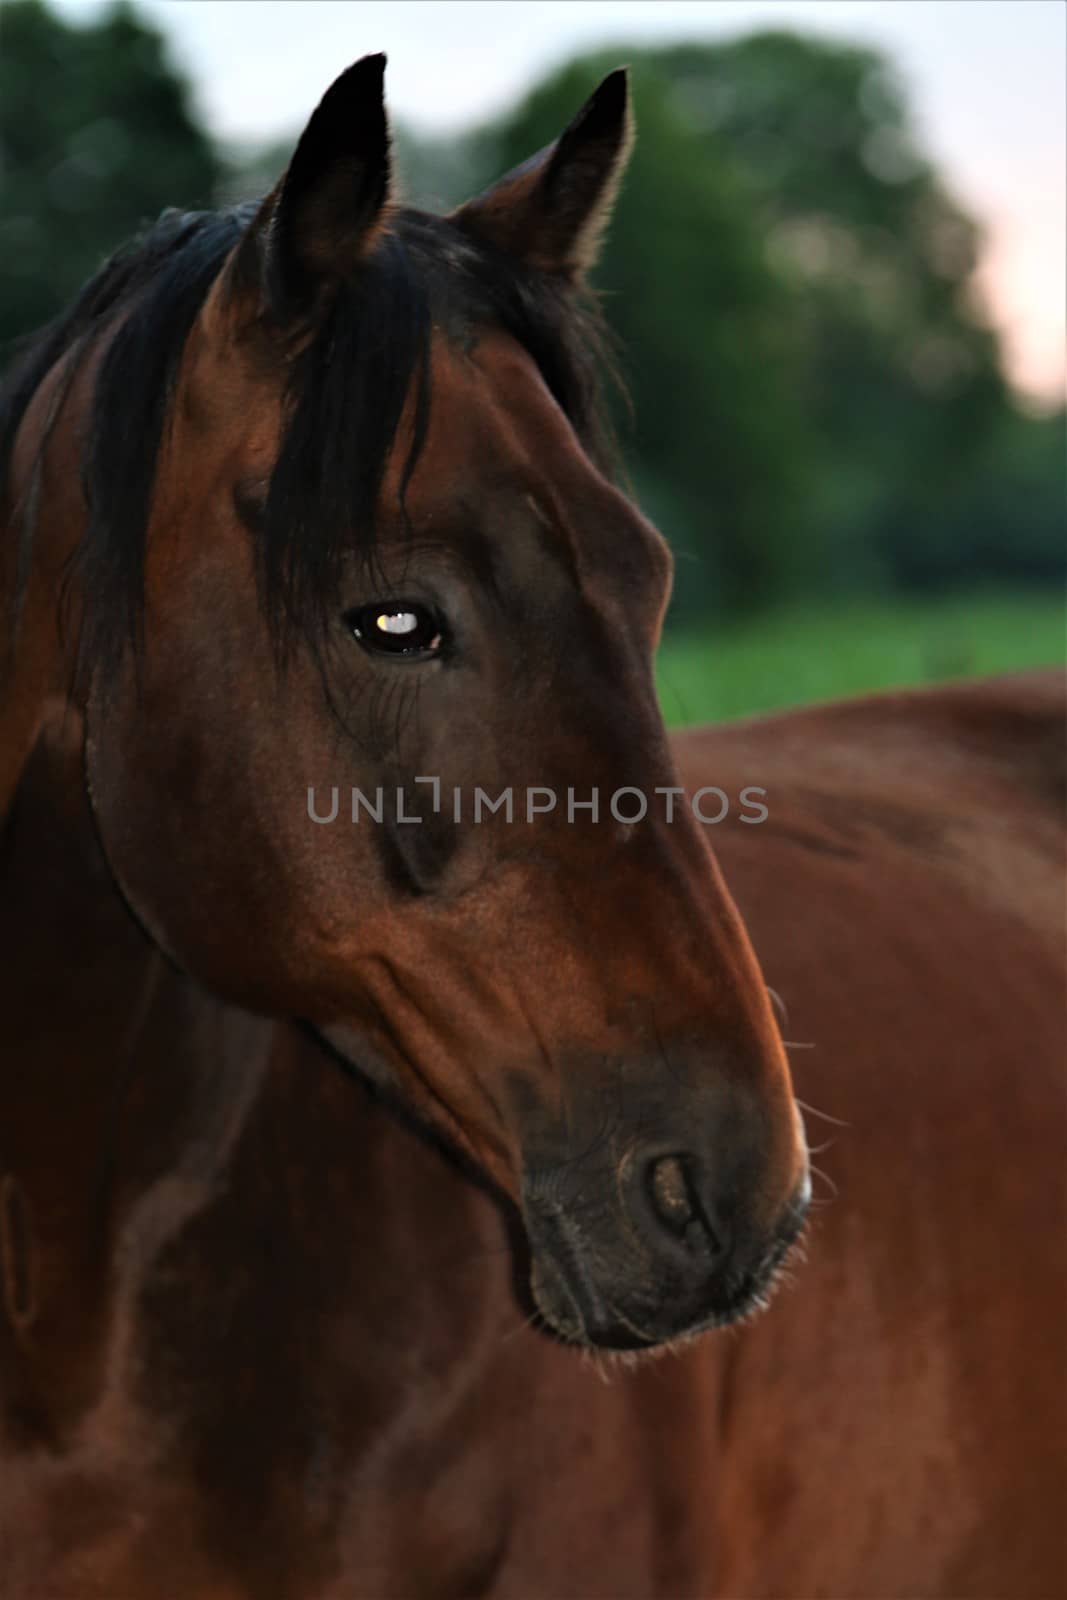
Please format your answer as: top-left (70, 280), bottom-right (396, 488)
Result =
top-left (85, 60), bottom-right (808, 1349)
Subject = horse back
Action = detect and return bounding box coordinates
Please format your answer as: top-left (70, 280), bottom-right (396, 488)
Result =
top-left (672, 669), bottom-right (1066, 1597)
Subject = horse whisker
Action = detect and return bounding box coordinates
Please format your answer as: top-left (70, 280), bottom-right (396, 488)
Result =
top-left (795, 1097), bottom-right (850, 1128)
top-left (499, 1307), bottom-right (545, 1348)
top-left (766, 986), bottom-right (789, 1026)
top-left (809, 1163), bottom-right (839, 1200)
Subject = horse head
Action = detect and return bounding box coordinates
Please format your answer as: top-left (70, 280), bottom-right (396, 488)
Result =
top-left (11, 57), bottom-right (809, 1349)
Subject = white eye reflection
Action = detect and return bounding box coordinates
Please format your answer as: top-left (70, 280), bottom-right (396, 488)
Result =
top-left (346, 599), bottom-right (443, 659)
top-left (376, 610), bottom-right (418, 635)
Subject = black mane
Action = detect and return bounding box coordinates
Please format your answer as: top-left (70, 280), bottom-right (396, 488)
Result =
top-left (0, 202), bottom-right (616, 676)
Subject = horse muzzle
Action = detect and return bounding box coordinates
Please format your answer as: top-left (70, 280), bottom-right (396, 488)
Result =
top-left (520, 1090), bottom-right (810, 1350)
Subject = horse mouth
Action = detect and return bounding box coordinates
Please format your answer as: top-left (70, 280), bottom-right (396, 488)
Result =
top-left (526, 1193), bottom-right (809, 1354)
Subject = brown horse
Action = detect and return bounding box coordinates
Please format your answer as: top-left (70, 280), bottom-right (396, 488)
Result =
top-left (0, 58), bottom-right (1062, 1600)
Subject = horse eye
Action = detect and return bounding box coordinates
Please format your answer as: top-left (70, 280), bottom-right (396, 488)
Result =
top-left (346, 601), bottom-right (444, 660)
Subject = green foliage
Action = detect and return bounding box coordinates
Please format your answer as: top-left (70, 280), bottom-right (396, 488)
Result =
top-left (657, 33), bottom-right (1010, 592)
top-left (892, 405), bottom-right (1067, 588)
top-left (0, 0), bottom-right (218, 347)
top-left (657, 590), bottom-right (1066, 725)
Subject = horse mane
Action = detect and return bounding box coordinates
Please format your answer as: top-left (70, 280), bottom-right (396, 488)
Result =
top-left (0, 201), bottom-right (618, 678)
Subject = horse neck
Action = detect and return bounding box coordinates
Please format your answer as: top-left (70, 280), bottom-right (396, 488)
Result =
top-left (1, 348), bottom-right (97, 821)
top-left (0, 698), bottom-right (516, 1447)
top-left (0, 692), bottom-right (272, 1434)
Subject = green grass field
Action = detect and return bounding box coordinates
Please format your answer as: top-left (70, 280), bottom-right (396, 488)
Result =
top-left (657, 590), bottom-right (1066, 727)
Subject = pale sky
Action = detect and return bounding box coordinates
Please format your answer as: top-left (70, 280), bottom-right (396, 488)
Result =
top-left (49, 0), bottom-right (1067, 404)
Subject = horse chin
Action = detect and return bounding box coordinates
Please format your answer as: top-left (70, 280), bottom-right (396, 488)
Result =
top-left (527, 1208), bottom-right (808, 1357)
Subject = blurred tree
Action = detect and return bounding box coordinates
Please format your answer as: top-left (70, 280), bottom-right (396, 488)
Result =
top-left (656, 33), bottom-right (1011, 595)
top-left (895, 404), bottom-right (1067, 589)
top-left (0, 0), bottom-right (218, 347)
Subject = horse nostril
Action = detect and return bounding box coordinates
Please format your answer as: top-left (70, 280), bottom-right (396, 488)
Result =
top-left (649, 1154), bottom-right (694, 1230)
top-left (646, 1154), bottom-right (723, 1260)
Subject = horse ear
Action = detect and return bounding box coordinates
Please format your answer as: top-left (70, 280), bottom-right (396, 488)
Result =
top-left (451, 70), bottom-right (632, 283)
top-left (238, 54), bottom-right (391, 317)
